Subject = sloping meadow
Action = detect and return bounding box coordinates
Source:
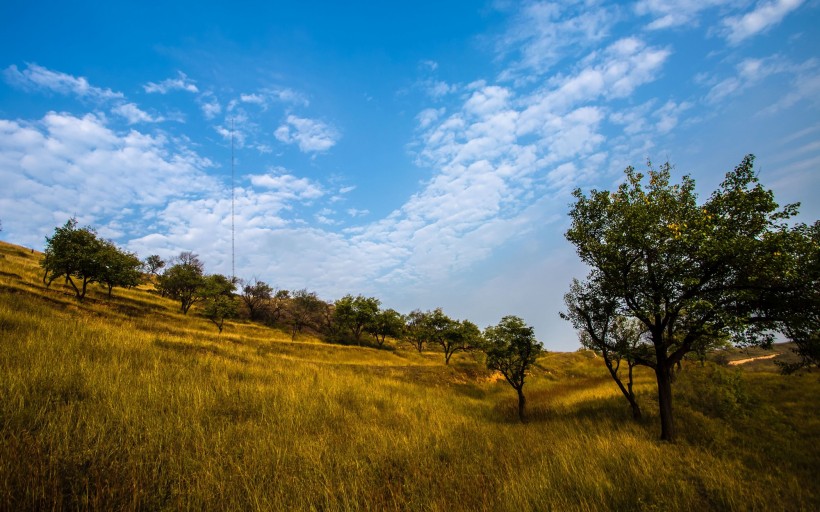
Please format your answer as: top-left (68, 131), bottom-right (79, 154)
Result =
top-left (1, 241), bottom-right (818, 510)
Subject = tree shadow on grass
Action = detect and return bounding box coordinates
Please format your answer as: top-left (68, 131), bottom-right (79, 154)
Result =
top-left (153, 338), bottom-right (250, 364)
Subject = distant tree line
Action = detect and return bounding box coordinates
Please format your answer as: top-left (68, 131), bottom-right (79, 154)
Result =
top-left (37, 220), bottom-right (544, 420)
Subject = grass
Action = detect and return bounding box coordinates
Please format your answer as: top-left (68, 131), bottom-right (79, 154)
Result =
top-left (1, 240), bottom-right (818, 510)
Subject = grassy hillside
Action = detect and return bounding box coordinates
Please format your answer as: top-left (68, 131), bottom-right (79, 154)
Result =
top-left (1, 240), bottom-right (818, 510)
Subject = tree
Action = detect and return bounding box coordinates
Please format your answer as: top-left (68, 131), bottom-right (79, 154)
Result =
top-left (287, 289), bottom-right (325, 341)
top-left (41, 218), bottom-right (107, 300)
top-left (333, 294), bottom-right (380, 344)
top-left (98, 241), bottom-right (142, 299)
top-left (156, 253), bottom-right (206, 314)
top-left (366, 308), bottom-right (405, 348)
top-left (561, 278), bottom-right (647, 420)
top-left (143, 255), bottom-right (165, 275)
top-left (201, 274), bottom-right (237, 333)
top-left (404, 309), bottom-right (428, 353)
top-left (484, 316), bottom-right (543, 422)
top-left (266, 289), bottom-right (290, 325)
top-left (564, 155), bottom-right (802, 441)
top-left (423, 308), bottom-right (482, 364)
top-left (769, 220), bottom-right (820, 373)
top-left (240, 278), bottom-right (273, 321)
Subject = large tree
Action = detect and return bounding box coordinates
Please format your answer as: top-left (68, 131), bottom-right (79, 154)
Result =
top-left (484, 316), bottom-right (543, 422)
top-left (565, 155), bottom-right (801, 441)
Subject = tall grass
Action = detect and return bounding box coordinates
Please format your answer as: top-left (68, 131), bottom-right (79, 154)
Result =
top-left (0, 241), bottom-right (818, 510)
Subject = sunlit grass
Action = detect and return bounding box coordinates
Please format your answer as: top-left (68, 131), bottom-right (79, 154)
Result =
top-left (1, 240), bottom-right (818, 510)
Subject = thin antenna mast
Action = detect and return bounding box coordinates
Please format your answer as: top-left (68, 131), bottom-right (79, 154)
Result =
top-left (230, 117), bottom-right (236, 282)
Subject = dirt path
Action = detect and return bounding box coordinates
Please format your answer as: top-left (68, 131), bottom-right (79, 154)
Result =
top-left (728, 354), bottom-right (778, 366)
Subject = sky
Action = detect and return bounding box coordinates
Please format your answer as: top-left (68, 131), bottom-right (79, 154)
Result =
top-left (1, 0), bottom-right (818, 351)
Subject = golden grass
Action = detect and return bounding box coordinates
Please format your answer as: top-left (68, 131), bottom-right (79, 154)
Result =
top-left (1, 240), bottom-right (818, 510)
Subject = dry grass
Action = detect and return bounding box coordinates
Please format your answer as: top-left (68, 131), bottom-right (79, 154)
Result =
top-left (1, 240), bottom-right (818, 510)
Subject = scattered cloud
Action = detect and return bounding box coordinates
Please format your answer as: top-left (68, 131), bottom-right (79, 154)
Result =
top-left (143, 71), bottom-right (199, 94)
top-left (634, 0), bottom-right (732, 30)
top-left (112, 102), bottom-right (163, 124)
top-left (0, 112), bottom-right (214, 248)
top-left (3, 63), bottom-right (123, 100)
top-left (198, 92), bottom-right (222, 119)
top-left (249, 169), bottom-right (324, 201)
top-left (723, 0), bottom-right (804, 45)
top-left (274, 115), bottom-right (340, 153)
top-left (496, 1), bottom-right (617, 82)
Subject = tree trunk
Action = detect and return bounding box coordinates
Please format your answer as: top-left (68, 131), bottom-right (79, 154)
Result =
top-left (517, 388), bottom-right (526, 422)
top-left (628, 363), bottom-right (642, 420)
top-left (655, 363), bottom-right (675, 441)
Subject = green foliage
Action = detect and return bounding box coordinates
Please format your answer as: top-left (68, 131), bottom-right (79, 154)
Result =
top-left (333, 294), bottom-right (380, 344)
top-left (366, 308), bottom-right (404, 347)
top-left (98, 242), bottom-right (142, 298)
top-left (484, 316), bottom-right (543, 421)
top-left (40, 219), bottom-right (140, 300)
top-left (239, 278), bottom-right (273, 321)
top-left (287, 289), bottom-right (326, 341)
top-left (770, 220), bottom-right (820, 373)
top-left (422, 308), bottom-right (482, 364)
top-left (143, 254), bottom-right (165, 275)
top-left (156, 254), bottom-right (206, 314)
top-left (403, 309), bottom-right (428, 352)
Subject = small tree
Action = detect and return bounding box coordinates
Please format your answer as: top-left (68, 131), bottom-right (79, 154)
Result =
top-left (561, 278), bottom-right (648, 420)
top-left (156, 253), bottom-right (206, 314)
top-left (287, 289), bottom-right (325, 341)
top-left (98, 241), bottom-right (142, 299)
top-left (366, 308), bottom-right (405, 348)
top-left (240, 278), bottom-right (273, 321)
top-left (484, 316), bottom-right (543, 422)
top-left (423, 308), bottom-right (482, 364)
top-left (333, 294), bottom-right (380, 344)
top-left (143, 255), bottom-right (165, 275)
top-left (404, 309), bottom-right (428, 353)
top-left (41, 218), bottom-right (107, 300)
top-left (201, 274), bottom-right (237, 333)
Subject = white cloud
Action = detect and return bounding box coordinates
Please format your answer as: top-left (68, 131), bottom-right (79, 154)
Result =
top-left (274, 115), bottom-right (340, 153)
top-left (0, 112), bottom-right (215, 249)
top-left (240, 93), bottom-right (266, 105)
top-left (249, 170), bottom-right (324, 201)
top-left (496, 1), bottom-right (616, 81)
top-left (634, 0), bottom-right (734, 30)
top-left (724, 0), bottom-right (804, 44)
top-left (112, 102), bottom-right (163, 124)
top-left (3, 63), bottom-right (123, 100)
top-left (143, 71), bottom-right (199, 94)
top-left (198, 92), bottom-right (222, 119)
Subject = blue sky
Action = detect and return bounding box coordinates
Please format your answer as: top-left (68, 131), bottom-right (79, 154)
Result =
top-left (1, 0), bottom-right (818, 350)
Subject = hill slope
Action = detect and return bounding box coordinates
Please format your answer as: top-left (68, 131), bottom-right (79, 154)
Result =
top-left (1, 240), bottom-right (818, 510)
